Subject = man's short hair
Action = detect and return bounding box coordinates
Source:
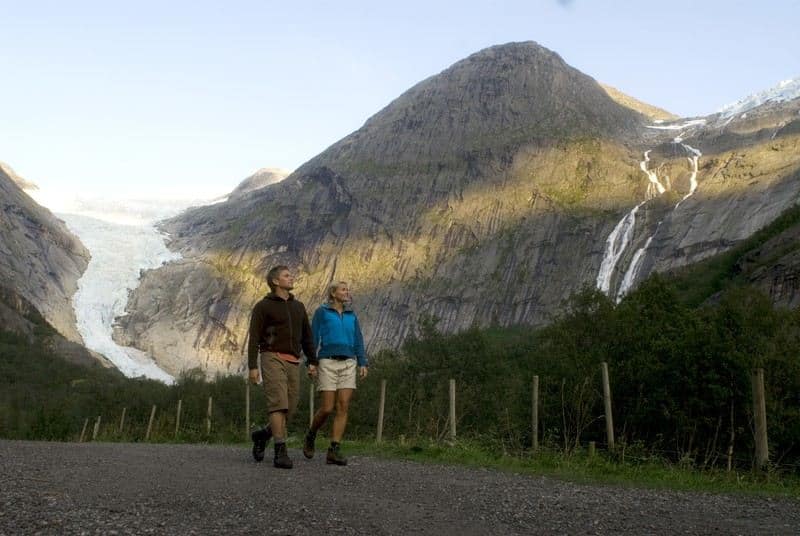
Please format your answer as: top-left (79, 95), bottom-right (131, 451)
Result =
top-left (267, 265), bottom-right (289, 292)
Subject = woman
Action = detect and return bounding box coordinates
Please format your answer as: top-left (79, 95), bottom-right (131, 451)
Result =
top-left (304, 281), bottom-right (368, 465)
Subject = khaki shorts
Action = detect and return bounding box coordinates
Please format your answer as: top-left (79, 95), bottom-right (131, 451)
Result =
top-left (260, 352), bottom-right (299, 415)
top-left (317, 358), bottom-right (357, 391)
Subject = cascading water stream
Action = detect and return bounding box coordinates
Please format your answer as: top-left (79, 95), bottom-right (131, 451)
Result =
top-left (615, 138), bottom-right (703, 299)
top-left (616, 227), bottom-right (659, 301)
top-left (595, 150), bottom-right (667, 297)
top-left (596, 202), bottom-right (645, 293)
top-left (675, 142), bottom-right (702, 208)
top-left (640, 150), bottom-right (666, 198)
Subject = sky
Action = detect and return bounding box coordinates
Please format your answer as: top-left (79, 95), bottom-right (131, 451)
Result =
top-left (1, 0), bottom-right (798, 201)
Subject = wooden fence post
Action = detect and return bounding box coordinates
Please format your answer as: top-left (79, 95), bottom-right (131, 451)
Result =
top-left (79, 418), bottom-right (89, 442)
top-left (243, 332), bottom-right (252, 441)
top-left (146, 405), bottom-right (157, 441)
top-left (727, 398), bottom-right (735, 472)
top-left (118, 407), bottom-right (126, 435)
top-left (752, 368), bottom-right (769, 470)
top-left (245, 382), bottom-right (250, 441)
top-left (588, 441), bottom-right (596, 458)
top-left (92, 416), bottom-right (101, 441)
top-left (601, 362), bottom-right (615, 450)
top-left (449, 379), bottom-right (456, 441)
top-left (377, 379), bottom-right (387, 443)
top-left (206, 396), bottom-right (213, 435)
top-left (175, 399), bottom-right (182, 437)
top-left (309, 383), bottom-right (315, 428)
top-left (532, 375), bottom-right (539, 453)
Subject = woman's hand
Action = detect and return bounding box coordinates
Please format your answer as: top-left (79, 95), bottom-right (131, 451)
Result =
top-left (359, 366), bottom-right (368, 379)
top-left (248, 368), bottom-right (260, 384)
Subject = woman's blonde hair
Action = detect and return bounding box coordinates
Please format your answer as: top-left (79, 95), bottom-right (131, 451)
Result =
top-left (327, 281), bottom-right (349, 303)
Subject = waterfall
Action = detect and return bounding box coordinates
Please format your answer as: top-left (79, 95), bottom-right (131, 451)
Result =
top-left (640, 150), bottom-right (667, 197)
top-left (596, 202), bottom-right (645, 294)
top-left (596, 149), bottom-right (666, 296)
top-left (674, 142), bottom-right (702, 209)
top-left (615, 141), bottom-right (703, 299)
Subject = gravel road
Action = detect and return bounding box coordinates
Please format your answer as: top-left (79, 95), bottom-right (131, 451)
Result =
top-left (1, 440), bottom-right (797, 535)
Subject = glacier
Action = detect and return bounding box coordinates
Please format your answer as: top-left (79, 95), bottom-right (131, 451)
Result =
top-left (26, 189), bottom-right (214, 383)
top-left (59, 212), bottom-right (180, 383)
top-left (717, 76), bottom-right (800, 119)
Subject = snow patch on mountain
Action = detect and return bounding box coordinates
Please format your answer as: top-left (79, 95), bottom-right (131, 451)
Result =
top-left (717, 77), bottom-right (800, 119)
top-left (645, 119), bottom-right (707, 131)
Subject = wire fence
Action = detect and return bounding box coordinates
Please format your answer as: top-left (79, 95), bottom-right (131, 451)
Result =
top-left (68, 363), bottom-right (791, 474)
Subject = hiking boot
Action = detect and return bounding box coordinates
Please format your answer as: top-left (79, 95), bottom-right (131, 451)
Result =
top-left (303, 429), bottom-right (316, 459)
top-left (251, 425), bottom-right (272, 462)
top-left (273, 442), bottom-right (293, 469)
top-left (326, 443), bottom-right (347, 466)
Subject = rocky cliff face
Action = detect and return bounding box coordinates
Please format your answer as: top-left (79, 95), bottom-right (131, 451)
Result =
top-left (737, 220), bottom-right (800, 310)
top-left (118, 42), bottom-right (800, 377)
top-left (0, 284), bottom-right (109, 368)
top-left (0, 166), bottom-right (90, 343)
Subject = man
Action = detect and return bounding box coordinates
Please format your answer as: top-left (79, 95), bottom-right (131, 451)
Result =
top-left (248, 265), bottom-right (317, 469)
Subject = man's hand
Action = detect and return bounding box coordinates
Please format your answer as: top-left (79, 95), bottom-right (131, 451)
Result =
top-left (307, 364), bottom-right (318, 378)
top-left (248, 368), bottom-right (260, 384)
top-left (359, 366), bottom-right (368, 379)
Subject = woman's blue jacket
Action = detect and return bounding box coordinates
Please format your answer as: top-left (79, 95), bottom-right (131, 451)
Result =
top-left (311, 303), bottom-right (367, 367)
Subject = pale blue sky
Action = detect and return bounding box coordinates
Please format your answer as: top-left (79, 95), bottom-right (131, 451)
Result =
top-left (1, 0), bottom-right (798, 200)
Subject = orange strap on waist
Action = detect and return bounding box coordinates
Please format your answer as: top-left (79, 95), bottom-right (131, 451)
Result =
top-left (276, 352), bottom-right (300, 364)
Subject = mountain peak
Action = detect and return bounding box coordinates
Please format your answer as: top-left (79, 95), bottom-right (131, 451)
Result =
top-left (457, 40), bottom-right (563, 64)
top-left (228, 167), bottom-right (290, 200)
top-left (306, 40), bottom-right (645, 173)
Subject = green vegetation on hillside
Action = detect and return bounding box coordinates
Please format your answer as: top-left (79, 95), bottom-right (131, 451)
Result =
top-left (345, 279), bottom-right (799, 471)
top-left (0, 325), bottom-right (257, 443)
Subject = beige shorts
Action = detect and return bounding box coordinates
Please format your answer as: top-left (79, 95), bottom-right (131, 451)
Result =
top-left (317, 358), bottom-right (357, 391)
top-left (260, 352), bottom-right (299, 415)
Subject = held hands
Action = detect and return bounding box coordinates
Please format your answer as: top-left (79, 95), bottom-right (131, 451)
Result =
top-left (359, 366), bottom-right (368, 379)
top-left (248, 368), bottom-right (260, 384)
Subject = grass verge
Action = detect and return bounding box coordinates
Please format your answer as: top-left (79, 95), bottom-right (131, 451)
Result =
top-left (301, 436), bottom-right (800, 499)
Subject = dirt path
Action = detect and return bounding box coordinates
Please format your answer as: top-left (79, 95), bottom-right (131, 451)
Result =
top-left (1, 440), bottom-right (797, 535)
